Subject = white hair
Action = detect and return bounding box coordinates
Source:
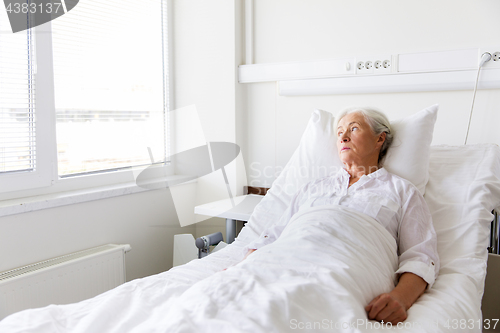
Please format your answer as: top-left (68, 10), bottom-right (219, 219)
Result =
top-left (335, 107), bottom-right (393, 166)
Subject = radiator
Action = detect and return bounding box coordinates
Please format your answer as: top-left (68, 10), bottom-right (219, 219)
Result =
top-left (0, 243), bottom-right (131, 320)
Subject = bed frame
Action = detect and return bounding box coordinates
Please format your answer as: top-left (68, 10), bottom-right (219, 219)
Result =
top-left (489, 210), bottom-right (500, 255)
top-left (483, 209), bottom-right (500, 331)
top-left (483, 253), bottom-right (500, 332)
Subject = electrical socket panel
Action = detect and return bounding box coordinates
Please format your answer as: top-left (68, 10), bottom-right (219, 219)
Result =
top-left (355, 55), bottom-right (393, 75)
top-left (479, 48), bottom-right (500, 68)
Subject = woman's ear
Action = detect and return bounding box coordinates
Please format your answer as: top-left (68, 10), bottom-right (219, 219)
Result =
top-left (376, 132), bottom-right (386, 149)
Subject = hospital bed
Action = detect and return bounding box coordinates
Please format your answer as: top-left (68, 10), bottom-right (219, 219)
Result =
top-left (1, 105), bottom-right (500, 332)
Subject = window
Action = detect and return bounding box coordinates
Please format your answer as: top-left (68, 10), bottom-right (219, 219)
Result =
top-left (0, 16), bottom-right (35, 174)
top-left (52, 0), bottom-right (169, 177)
top-left (0, 6), bottom-right (53, 194)
top-left (0, 0), bottom-right (170, 195)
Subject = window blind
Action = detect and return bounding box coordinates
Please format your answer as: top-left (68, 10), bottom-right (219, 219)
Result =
top-left (0, 9), bottom-right (35, 174)
top-left (52, 0), bottom-right (169, 176)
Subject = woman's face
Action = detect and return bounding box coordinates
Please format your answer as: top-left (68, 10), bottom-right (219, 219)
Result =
top-left (336, 112), bottom-right (385, 167)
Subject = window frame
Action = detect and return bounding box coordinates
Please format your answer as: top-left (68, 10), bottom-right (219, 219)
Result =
top-left (0, 0), bottom-right (174, 201)
top-left (0, 22), bottom-right (56, 194)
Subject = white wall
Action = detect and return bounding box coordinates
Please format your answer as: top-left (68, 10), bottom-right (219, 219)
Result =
top-left (0, 189), bottom-right (189, 282)
top-left (245, 0), bottom-right (500, 188)
top-left (172, 0), bottom-right (245, 238)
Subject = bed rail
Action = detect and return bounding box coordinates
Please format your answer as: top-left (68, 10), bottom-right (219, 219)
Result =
top-left (489, 209), bottom-right (500, 255)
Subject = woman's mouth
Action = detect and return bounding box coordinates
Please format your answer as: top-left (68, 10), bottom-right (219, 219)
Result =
top-left (341, 147), bottom-right (350, 152)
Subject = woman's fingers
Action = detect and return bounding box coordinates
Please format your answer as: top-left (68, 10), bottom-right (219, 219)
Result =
top-left (367, 293), bottom-right (390, 319)
top-left (366, 293), bottom-right (408, 324)
top-left (365, 294), bottom-right (381, 312)
top-left (384, 309), bottom-right (407, 325)
top-left (375, 302), bottom-right (399, 322)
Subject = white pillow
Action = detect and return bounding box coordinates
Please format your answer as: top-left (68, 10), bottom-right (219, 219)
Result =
top-left (236, 104), bottom-right (438, 245)
top-left (274, 104), bottom-right (438, 198)
top-left (384, 104), bottom-right (438, 195)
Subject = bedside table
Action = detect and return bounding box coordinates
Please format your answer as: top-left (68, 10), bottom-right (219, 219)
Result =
top-left (194, 194), bottom-right (263, 244)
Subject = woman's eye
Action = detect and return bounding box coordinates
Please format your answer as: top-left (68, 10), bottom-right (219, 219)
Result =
top-left (337, 131), bottom-right (343, 136)
top-left (351, 127), bottom-right (358, 131)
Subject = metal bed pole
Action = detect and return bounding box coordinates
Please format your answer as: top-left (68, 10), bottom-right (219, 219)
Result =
top-left (489, 209), bottom-right (499, 254)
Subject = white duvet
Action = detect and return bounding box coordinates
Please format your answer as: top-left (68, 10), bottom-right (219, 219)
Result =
top-left (0, 205), bottom-right (400, 333)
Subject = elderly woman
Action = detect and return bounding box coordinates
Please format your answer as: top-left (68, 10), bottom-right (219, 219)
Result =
top-left (242, 107), bottom-right (439, 325)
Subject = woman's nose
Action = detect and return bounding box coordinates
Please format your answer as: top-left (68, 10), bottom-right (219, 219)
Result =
top-left (341, 134), bottom-right (350, 142)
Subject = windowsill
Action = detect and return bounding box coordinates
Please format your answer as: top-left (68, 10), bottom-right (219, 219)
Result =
top-left (0, 174), bottom-right (195, 218)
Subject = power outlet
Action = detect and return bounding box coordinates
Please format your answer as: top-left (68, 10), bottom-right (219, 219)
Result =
top-left (479, 48), bottom-right (500, 68)
top-left (356, 61), bottom-right (373, 74)
top-left (379, 59), bottom-right (392, 73)
top-left (355, 55), bottom-right (393, 75)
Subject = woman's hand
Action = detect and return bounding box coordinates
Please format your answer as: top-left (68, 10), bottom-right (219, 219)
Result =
top-left (365, 291), bottom-right (408, 324)
top-left (365, 272), bottom-right (427, 324)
